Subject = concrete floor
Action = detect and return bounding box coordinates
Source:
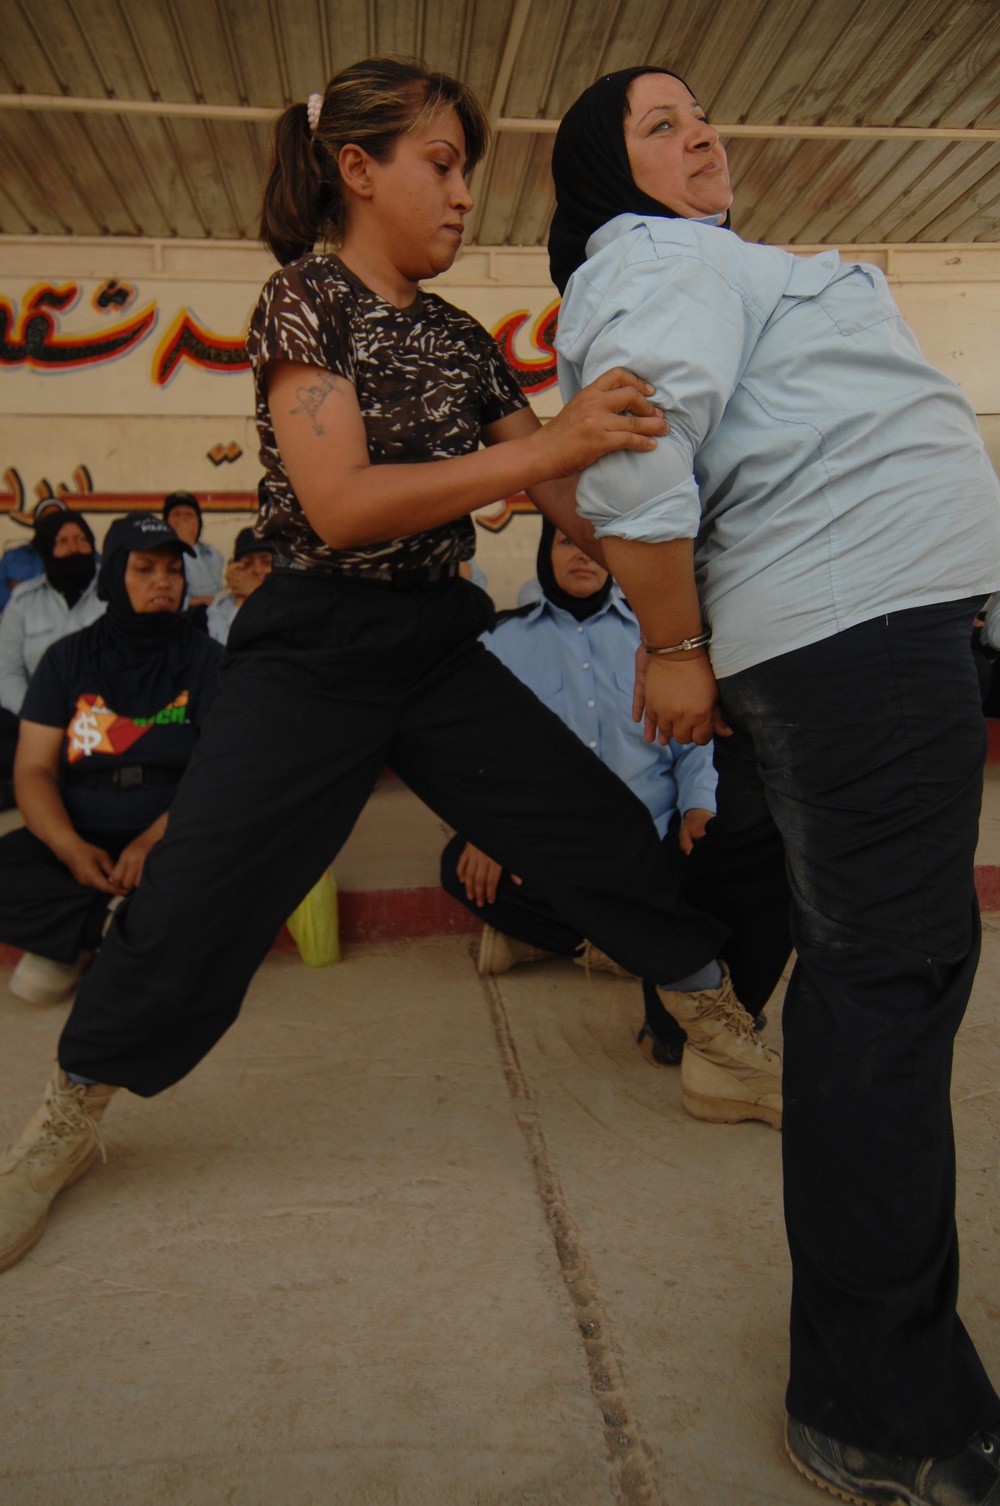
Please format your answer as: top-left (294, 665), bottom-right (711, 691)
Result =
top-left (2, 925), bottom-right (1000, 1506)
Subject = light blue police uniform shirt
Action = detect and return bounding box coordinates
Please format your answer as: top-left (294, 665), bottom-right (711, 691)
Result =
top-left (556, 214), bottom-right (1000, 678)
top-left (206, 590), bottom-right (239, 645)
top-left (0, 574), bottom-right (106, 715)
top-left (484, 585), bottom-right (716, 838)
top-left (184, 541), bottom-right (225, 601)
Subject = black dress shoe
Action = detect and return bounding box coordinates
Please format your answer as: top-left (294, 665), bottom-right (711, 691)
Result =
top-left (786, 1412), bottom-right (1000, 1505)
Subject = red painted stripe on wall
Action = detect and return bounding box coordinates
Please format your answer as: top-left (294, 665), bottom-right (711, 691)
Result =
top-left (5, 866), bottom-right (1000, 977)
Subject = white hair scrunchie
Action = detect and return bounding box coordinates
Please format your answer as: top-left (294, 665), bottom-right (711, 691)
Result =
top-left (306, 93), bottom-right (323, 133)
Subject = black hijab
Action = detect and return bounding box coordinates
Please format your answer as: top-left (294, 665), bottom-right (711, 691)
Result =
top-left (536, 517), bottom-right (612, 623)
top-left (93, 528), bottom-right (201, 704)
top-left (548, 66), bottom-right (729, 295)
top-left (35, 511), bottom-right (97, 608)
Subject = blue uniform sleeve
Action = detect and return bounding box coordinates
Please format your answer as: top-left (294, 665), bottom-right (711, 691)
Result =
top-left (671, 738), bottom-right (717, 815)
top-left (570, 250), bottom-right (755, 543)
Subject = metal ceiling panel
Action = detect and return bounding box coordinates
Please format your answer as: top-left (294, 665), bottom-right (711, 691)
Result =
top-left (1, 0), bottom-right (999, 248)
top-left (5, 0), bottom-right (105, 96)
top-left (887, 143), bottom-right (1000, 238)
top-left (0, 117), bottom-right (69, 232)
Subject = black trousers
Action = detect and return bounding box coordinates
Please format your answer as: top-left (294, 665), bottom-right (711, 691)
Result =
top-left (0, 826), bottom-right (136, 962)
top-left (59, 573), bottom-right (745, 1094)
top-left (719, 599), bottom-right (1000, 1455)
top-left (440, 806), bottom-right (791, 1017)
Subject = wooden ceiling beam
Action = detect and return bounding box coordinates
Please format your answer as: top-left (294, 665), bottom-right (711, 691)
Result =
top-left (2, 92), bottom-right (1000, 143)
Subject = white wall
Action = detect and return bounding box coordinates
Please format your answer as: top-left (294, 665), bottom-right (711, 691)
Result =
top-left (1, 237), bottom-right (998, 609)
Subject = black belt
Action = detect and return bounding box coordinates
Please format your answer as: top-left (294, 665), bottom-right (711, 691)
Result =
top-left (65, 765), bottom-right (182, 792)
top-left (272, 557), bottom-right (462, 588)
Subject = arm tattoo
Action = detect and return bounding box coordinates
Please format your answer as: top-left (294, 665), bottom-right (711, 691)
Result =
top-left (291, 372), bottom-right (340, 436)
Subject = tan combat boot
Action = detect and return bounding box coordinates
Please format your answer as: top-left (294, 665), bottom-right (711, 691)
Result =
top-left (477, 924), bottom-right (553, 975)
top-left (9, 950), bottom-right (90, 1005)
top-left (573, 941), bottom-right (638, 979)
top-left (657, 966), bottom-right (782, 1129)
top-left (0, 1066), bottom-right (118, 1272)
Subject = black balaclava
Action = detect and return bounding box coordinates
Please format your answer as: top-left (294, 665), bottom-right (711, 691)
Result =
top-left (536, 517), bottom-right (613, 623)
top-left (35, 512), bottom-right (97, 608)
top-left (548, 66), bottom-right (730, 295)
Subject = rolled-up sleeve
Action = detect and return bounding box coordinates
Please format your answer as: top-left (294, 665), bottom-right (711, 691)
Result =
top-left (570, 251), bottom-right (754, 543)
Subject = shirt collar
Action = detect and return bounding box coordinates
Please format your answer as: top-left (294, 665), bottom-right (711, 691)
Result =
top-left (586, 209), bottom-right (724, 259)
top-left (522, 582), bottom-right (635, 627)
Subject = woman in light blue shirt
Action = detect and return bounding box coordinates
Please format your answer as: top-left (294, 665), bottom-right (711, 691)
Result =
top-left (550, 65), bottom-right (1000, 1505)
top-left (162, 492), bottom-right (225, 607)
top-left (0, 512), bottom-right (105, 716)
top-left (442, 519), bottom-right (792, 1064)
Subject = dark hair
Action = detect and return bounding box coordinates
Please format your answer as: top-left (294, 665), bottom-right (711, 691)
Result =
top-left (260, 56), bottom-right (490, 267)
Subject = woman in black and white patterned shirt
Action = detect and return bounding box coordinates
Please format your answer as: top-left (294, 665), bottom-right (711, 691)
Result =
top-left (0, 57), bottom-right (785, 1273)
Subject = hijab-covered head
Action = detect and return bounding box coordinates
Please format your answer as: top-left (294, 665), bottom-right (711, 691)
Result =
top-left (97, 513), bottom-right (194, 647)
top-left (88, 514), bottom-right (205, 711)
top-left (162, 490), bottom-right (202, 541)
top-left (34, 511), bottom-right (97, 608)
top-left (535, 517), bottom-right (612, 623)
top-left (31, 497), bottom-right (68, 535)
top-left (548, 66), bottom-right (727, 294)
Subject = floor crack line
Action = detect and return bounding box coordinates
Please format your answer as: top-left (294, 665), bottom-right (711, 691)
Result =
top-left (479, 970), bottom-right (662, 1506)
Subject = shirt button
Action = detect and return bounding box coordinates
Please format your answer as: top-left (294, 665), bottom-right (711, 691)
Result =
top-left (587, 699), bottom-right (596, 708)
top-left (588, 740), bottom-right (597, 749)
top-left (576, 625), bottom-right (584, 634)
top-left (582, 661), bottom-right (590, 669)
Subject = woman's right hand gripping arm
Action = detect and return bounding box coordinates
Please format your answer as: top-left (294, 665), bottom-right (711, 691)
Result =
top-left (267, 360), bottom-right (667, 551)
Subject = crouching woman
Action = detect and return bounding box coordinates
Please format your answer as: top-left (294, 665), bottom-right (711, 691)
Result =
top-left (0, 514), bottom-right (222, 1004)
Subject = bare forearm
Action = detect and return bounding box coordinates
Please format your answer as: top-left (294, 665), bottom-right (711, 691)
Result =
top-left (302, 435), bottom-right (556, 551)
top-left (137, 811), bottom-right (168, 849)
top-left (268, 360), bottom-right (666, 553)
top-left (17, 769), bottom-right (79, 860)
top-left (601, 537), bottom-right (703, 649)
top-left (525, 475), bottom-right (608, 569)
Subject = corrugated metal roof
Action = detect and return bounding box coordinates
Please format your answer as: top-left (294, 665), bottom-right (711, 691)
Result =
top-left (1, 0), bottom-right (999, 247)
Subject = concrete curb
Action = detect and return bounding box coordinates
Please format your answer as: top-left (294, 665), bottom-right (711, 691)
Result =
top-left (0, 886), bottom-right (480, 968)
top-left (1, 868), bottom-right (999, 970)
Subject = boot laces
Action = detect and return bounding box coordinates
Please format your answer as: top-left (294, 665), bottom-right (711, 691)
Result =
top-left (576, 941), bottom-right (634, 980)
top-left (30, 1085), bottom-right (107, 1166)
top-left (703, 988), bottom-right (778, 1063)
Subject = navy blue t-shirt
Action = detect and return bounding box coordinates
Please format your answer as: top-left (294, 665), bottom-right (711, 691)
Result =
top-left (22, 619), bottom-right (223, 832)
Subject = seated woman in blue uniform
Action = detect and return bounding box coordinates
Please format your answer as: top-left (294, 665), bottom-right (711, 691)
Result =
top-left (161, 493), bottom-right (225, 608)
top-left (0, 514), bottom-right (223, 1006)
top-left (441, 518), bottom-right (791, 1064)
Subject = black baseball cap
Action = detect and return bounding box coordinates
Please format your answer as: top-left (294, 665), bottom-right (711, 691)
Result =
top-left (162, 490), bottom-right (201, 521)
top-left (102, 513), bottom-right (196, 559)
top-left (232, 527), bottom-right (273, 562)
